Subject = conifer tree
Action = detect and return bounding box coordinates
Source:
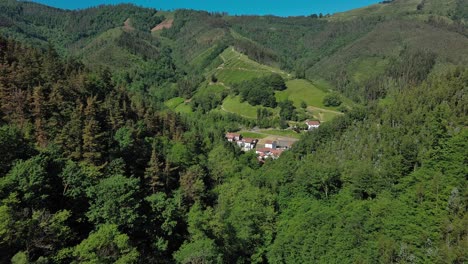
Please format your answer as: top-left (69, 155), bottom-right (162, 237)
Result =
top-left (58, 101), bottom-right (84, 160)
top-left (144, 142), bottom-right (164, 193)
top-left (82, 96), bottom-right (105, 164)
top-left (32, 85), bottom-right (47, 148)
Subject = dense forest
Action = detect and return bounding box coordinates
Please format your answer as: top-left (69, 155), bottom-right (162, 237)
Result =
top-left (0, 0), bottom-right (467, 263)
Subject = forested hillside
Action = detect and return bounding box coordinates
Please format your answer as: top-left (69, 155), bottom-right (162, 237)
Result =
top-left (0, 0), bottom-right (467, 263)
top-left (2, 0), bottom-right (467, 104)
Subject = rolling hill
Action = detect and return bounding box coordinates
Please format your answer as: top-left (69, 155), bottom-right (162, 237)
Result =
top-left (0, 1), bottom-right (467, 263)
top-left (1, 0), bottom-right (466, 105)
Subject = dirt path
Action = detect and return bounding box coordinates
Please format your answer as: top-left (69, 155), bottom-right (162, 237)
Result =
top-left (123, 18), bottom-right (134, 31)
top-left (307, 106), bottom-right (343, 115)
top-left (151, 19), bottom-right (174, 32)
top-left (219, 47), bottom-right (287, 75)
top-left (216, 82), bottom-right (229, 89)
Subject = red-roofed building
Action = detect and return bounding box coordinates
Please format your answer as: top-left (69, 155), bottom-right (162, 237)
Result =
top-left (270, 149), bottom-right (284, 159)
top-left (256, 147), bottom-right (284, 160)
top-left (242, 138), bottom-right (258, 151)
top-left (256, 148), bottom-right (272, 155)
top-left (306, 120), bottom-right (321, 130)
top-left (226, 133), bottom-right (241, 142)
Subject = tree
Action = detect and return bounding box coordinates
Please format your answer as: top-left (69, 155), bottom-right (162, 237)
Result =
top-left (323, 93), bottom-right (342, 107)
top-left (236, 77), bottom-right (278, 108)
top-left (58, 101), bottom-right (84, 160)
top-left (179, 165), bottom-right (206, 203)
top-left (267, 74), bottom-right (286, 91)
top-left (207, 145), bottom-right (238, 184)
top-left (59, 161), bottom-right (93, 200)
top-left (297, 161), bottom-right (341, 199)
top-left (202, 179), bottom-right (275, 262)
top-left (0, 155), bottom-right (51, 209)
top-left (72, 224), bottom-right (139, 264)
top-left (32, 85), bottom-right (48, 148)
top-left (144, 192), bottom-right (182, 255)
top-left (0, 125), bottom-right (34, 175)
top-left (114, 127), bottom-right (134, 150)
top-left (174, 238), bottom-right (221, 264)
top-left (27, 209), bottom-right (73, 259)
top-left (82, 96), bottom-right (105, 165)
top-left (86, 175), bottom-right (140, 228)
top-left (144, 144), bottom-right (164, 193)
top-left (0, 203), bottom-right (15, 247)
top-left (279, 100), bottom-right (297, 121)
top-left (11, 251), bottom-right (29, 264)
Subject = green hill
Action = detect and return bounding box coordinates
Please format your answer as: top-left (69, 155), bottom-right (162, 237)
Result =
top-left (192, 47), bottom-right (349, 122)
top-left (0, 1), bottom-right (467, 264)
top-left (2, 0), bottom-right (466, 105)
top-left (211, 47), bottom-right (290, 84)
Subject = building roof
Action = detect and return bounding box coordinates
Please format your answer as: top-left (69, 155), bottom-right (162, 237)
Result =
top-left (243, 138), bottom-right (256, 143)
top-left (270, 149), bottom-right (284, 157)
top-left (306, 120), bottom-right (321, 126)
top-left (226, 133), bottom-right (240, 138)
top-left (256, 148), bottom-right (272, 153)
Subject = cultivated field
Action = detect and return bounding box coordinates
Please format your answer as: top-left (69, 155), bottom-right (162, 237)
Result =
top-left (210, 47), bottom-right (289, 84)
top-left (276, 79), bottom-right (330, 109)
top-left (164, 97), bottom-right (185, 109)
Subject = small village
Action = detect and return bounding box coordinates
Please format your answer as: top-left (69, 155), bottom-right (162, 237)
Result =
top-left (226, 120), bottom-right (321, 162)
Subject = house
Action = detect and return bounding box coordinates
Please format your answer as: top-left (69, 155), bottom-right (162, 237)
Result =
top-left (226, 133), bottom-right (258, 152)
top-left (257, 152), bottom-right (266, 162)
top-left (264, 140), bottom-right (277, 149)
top-left (256, 147), bottom-right (284, 160)
top-left (256, 148), bottom-right (272, 161)
top-left (270, 149), bottom-right (284, 159)
top-left (256, 148), bottom-right (272, 156)
top-left (306, 120), bottom-right (320, 130)
top-left (226, 133), bottom-right (241, 142)
top-left (242, 138), bottom-right (257, 151)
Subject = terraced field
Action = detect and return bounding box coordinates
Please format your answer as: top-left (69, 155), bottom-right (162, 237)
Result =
top-left (164, 97), bottom-right (193, 114)
top-left (210, 47), bottom-right (290, 84)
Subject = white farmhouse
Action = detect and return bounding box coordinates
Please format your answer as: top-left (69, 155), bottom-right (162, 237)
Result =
top-left (306, 120), bottom-right (320, 130)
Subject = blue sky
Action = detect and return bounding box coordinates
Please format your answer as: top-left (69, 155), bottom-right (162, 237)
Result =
top-left (30, 0), bottom-right (382, 17)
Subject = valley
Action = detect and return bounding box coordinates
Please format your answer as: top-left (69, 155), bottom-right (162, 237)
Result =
top-left (0, 0), bottom-right (466, 263)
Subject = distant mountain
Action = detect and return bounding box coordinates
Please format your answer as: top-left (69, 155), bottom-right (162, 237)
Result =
top-left (1, 0), bottom-right (466, 103)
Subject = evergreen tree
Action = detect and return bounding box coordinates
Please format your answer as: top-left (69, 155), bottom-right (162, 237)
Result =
top-left (82, 96), bottom-right (105, 165)
top-left (144, 143), bottom-right (164, 193)
top-left (32, 85), bottom-right (48, 148)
